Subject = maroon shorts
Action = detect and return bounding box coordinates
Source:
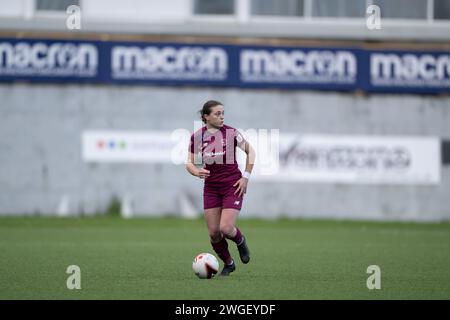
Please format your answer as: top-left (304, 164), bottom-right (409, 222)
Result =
top-left (203, 183), bottom-right (244, 210)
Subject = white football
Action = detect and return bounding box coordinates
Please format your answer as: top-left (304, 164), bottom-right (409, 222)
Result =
top-left (192, 253), bottom-right (219, 279)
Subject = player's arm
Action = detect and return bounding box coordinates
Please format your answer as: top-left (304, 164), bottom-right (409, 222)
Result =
top-left (239, 140), bottom-right (256, 176)
top-left (186, 152), bottom-right (210, 179)
top-left (234, 140), bottom-right (256, 197)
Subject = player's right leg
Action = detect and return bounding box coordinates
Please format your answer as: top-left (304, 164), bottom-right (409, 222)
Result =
top-left (204, 207), bottom-right (235, 275)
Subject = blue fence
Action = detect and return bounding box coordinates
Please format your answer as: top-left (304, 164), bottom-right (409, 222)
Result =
top-left (0, 37), bottom-right (449, 94)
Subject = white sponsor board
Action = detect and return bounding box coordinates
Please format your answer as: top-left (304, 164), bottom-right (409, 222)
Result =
top-left (83, 131), bottom-right (440, 185)
top-left (250, 134), bottom-right (440, 185)
top-left (82, 130), bottom-right (189, 164)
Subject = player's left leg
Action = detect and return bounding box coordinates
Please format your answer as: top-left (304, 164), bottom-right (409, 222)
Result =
top-left (220, 208), bottom-right (250, 264)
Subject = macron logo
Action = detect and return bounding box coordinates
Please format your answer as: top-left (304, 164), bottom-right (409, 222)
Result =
top-left (234, 201), bottom-right (240, 205)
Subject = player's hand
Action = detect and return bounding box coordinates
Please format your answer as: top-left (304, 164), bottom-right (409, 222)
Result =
top-left (197, 168), bottom-right (210, 179)
top-left (233, 177), bottom-right (248, 197)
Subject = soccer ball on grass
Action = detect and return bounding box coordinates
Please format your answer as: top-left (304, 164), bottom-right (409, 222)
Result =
top-left (192, 253), bottom-right (219, 279)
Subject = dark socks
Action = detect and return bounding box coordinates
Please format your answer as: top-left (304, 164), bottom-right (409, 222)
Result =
top-left (226, 227), bottom-right (244, 245)
top-left (211, 237), bottom-right (232, 265)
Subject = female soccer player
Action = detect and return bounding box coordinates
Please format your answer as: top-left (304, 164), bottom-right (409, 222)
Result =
top-left (186, 100), bottom-right (256, 276)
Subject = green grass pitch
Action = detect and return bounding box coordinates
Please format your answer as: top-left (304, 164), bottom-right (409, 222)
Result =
top-left (0, 217), bottom-right (449, 299)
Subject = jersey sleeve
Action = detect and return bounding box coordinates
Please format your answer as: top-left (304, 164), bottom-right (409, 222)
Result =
top-left (190, 131), bottom-right (202, 154)
top-left (234, 129), bottom-right (247, 149)
top-left (189, 133), bottom-right (195, 153)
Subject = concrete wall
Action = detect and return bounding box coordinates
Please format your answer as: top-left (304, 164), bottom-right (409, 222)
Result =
top-left (2, 1), bottom-right (450, 42)
top-left (1, 83), bottom-right (449, 221)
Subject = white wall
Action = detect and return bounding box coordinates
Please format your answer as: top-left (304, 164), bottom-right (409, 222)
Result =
top-left (0, 0), bottom-right (30, 17)
top-left (82, 0), bottom-right (190, 22)
top-left (1, 0), bottom-right (450, 42)
top-left (0, 0), bottom-right (191, 21)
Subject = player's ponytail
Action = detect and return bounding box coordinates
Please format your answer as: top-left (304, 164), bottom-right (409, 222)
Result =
top-left (199, 100), bottom-right (223, 124)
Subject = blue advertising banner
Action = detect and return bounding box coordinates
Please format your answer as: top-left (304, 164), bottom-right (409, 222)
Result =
top-left (0, 38), bottom-right (102, 82)
top-left (236, 45), bottom-right (361, 91)
top-left (0, 37), bottom-right (449, 94)
top-left (106, 41), bottom-right (234, 87)
top-left (367, 49), bottom-right (450, 94)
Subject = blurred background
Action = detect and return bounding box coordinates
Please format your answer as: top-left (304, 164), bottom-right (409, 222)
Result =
top-left (1, 0), bottom-right (449, 222)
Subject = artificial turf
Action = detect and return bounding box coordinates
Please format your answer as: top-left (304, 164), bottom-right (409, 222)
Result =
top-left (0, 217), bottom-right (449, 300)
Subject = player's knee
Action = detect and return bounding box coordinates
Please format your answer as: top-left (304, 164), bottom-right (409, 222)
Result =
top-left (219, 223), bottom-right (235, 237)
top-left (208, 229), bottom-right (221, 242)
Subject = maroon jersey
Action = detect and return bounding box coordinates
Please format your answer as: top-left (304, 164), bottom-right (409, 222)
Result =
top-left (190, 124), bottom-right (246, 186)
